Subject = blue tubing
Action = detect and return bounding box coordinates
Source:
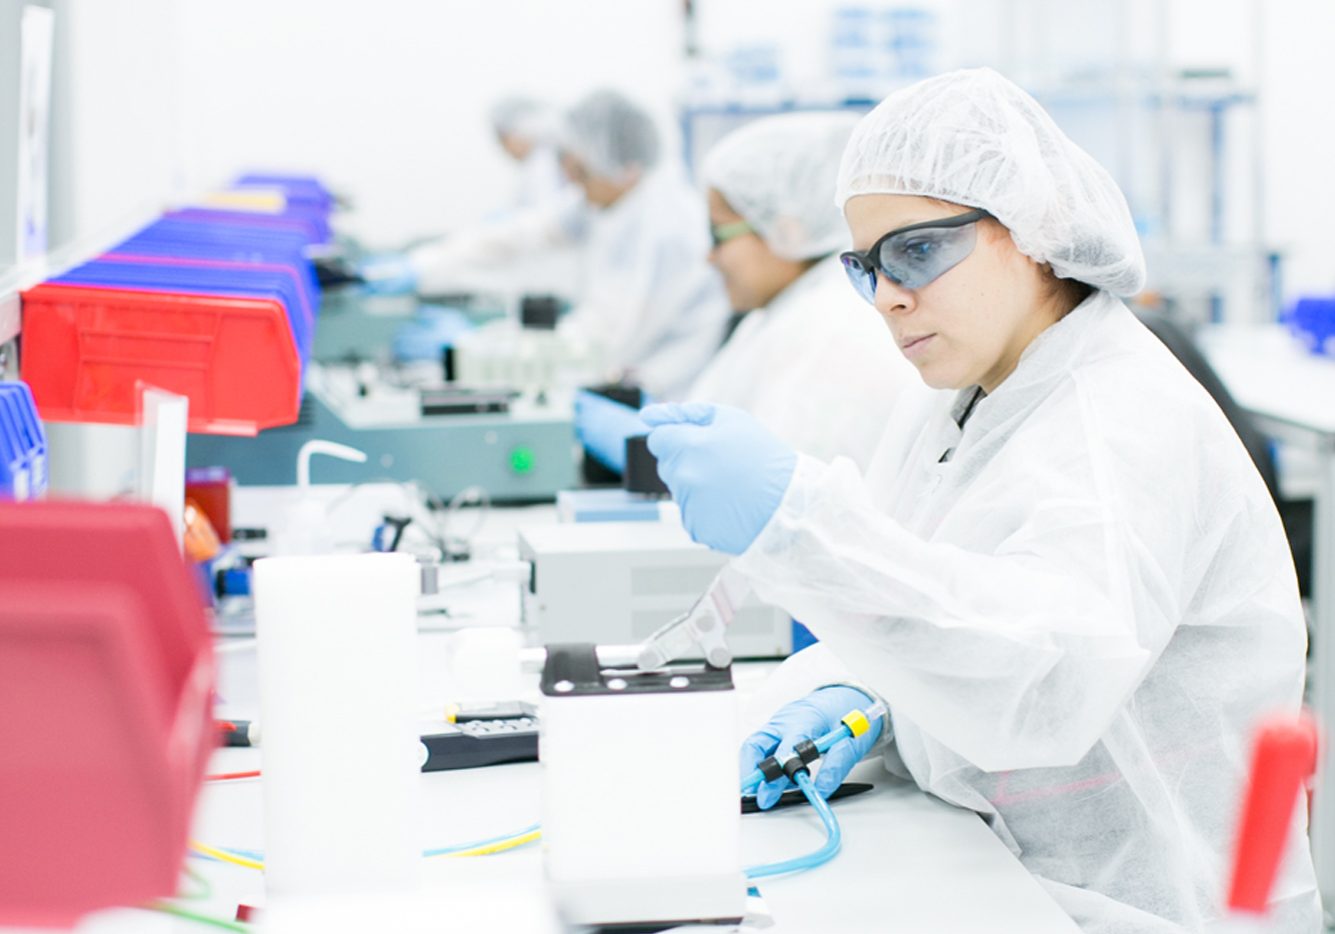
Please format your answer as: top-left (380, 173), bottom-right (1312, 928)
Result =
top-left (743, 771), bottom-right (842, 879)
top-left (740, 722), bottom-right (851, 793)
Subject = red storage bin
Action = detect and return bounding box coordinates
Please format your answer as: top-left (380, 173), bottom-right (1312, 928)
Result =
top-left (0, 500), bottom-right (215, 928)
top-left (20, 283), bottom-right (301, 435)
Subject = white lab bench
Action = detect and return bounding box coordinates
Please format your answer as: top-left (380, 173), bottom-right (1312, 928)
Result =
top-left (1198, 323), bottom-right (1335, 909)
top-left (174, 502), bottom-right (1081, 933)
top-left (195, 636), bottom-right (1079, 934)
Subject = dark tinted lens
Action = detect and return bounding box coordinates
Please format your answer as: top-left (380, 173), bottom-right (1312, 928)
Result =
top-left (840, 253), bottom-right (876, 304)
top-left (876, 223), bottom-right (980, 290)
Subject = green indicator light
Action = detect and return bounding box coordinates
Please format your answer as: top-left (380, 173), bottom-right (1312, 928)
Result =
top-left (510, 446), bottom-right (536, 475)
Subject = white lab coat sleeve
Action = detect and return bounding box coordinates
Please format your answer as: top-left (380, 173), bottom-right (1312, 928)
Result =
top-left (408, 190), bottom-right (585, 295)
top-left (733, 453), bottom-right (1156, 773)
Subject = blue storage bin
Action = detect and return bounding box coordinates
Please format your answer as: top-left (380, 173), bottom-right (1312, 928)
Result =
top-left (1284, 297), bottom-right (1335, 357)
top-left (53, 256), bottom-right (313, 375)
top-left (121, 217), bottom-right (318, 287)
top-left (0, 382), bottom-right (45, 500)
top-left (166, 205), bottom-right (330, 245)
top-left (112, 221), bottom-right (320, 319)
top-left (233, 173), bottom-right (335, 214)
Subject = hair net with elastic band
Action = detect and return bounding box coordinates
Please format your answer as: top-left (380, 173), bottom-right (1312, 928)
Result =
top-left (560, 90), bottom-right (661, 181)
top-left (836, 68), bottom-right (1146, 297)
top-left (703, 111), bottom-right (860, 262)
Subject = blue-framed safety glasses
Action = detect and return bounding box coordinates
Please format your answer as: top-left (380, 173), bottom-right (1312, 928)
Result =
top-left (839, 208), bottom-right (992, 302)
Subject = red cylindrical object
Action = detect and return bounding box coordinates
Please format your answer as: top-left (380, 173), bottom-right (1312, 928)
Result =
top-left (1227, 712), bottom-right (1319, 913)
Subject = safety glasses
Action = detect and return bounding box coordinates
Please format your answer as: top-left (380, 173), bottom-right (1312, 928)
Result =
top-left (710, 220), bottom-right (754, 249)
top-left (839, 208), bottom-right (992, 303)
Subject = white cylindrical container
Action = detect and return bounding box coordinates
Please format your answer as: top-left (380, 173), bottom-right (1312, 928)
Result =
top-left (254, 552), bottom-right (421, 897)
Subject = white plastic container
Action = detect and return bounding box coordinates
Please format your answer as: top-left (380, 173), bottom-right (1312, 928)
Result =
top-left (540, 645), bottom-right (745, 927)
top-left (253, 552), bottom-right (421, 897)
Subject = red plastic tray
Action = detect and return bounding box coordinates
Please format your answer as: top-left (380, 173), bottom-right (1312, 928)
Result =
top-left (20, 282), bottom-right (302, 436)
top-left (0, 500), bottom-right (215, 927)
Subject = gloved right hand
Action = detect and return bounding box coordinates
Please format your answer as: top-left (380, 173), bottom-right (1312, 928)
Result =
top-left (741, 685), bottom-right (883, 810)
top-left (641, 402), bottom-right (796, 555)
top-left (574, 389), bottom-right (649, 474)
top-left (358, 254), bottom-right (418, 295)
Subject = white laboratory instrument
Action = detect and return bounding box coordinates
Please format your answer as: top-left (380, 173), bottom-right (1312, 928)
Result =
top-left (637, 564), bottom-right (749, 670)
top-left (452, 320), bottom-right (601, 394)
top-left (540, 643), bottom-right (746, 927)
top-left (516, 521), bottom-right (791, 658)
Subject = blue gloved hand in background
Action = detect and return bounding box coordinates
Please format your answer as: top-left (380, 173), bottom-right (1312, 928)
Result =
top-left (358, 253), bottom-right (418, 295)
top-left (640, 402), bottom-right (796, 555)
top-left (741, 685), bottom-right (883, 809)
top-left (391, 305), bottom-right (474, 363)
top-left (574, 390), bottom-right (649, 474)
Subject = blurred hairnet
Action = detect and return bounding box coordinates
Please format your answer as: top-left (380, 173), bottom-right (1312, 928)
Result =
top-left (835, 68), bottom-right (1145, 296)
top-left (703, 111), bottom-right (859, 261)
top-left (560, 90), bottom-right (661, 181)
top-left (489, 96), bottom-right (559, 143)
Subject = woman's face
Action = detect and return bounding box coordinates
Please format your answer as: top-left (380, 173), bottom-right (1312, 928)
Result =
top-left (707, 189), bottom-right (809, 312)
top-left (560, 153), bottom-right (637, 209)
top-left (843, 193), bottom-right (1062, 394)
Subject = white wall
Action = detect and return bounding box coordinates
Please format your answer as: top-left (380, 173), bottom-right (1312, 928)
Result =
top-left (1258, 0), bottom-right (1335, 301)
top-left (46, 0), bottom-right (180, 253)
top-left (174, 0), bottom-right (687, 248)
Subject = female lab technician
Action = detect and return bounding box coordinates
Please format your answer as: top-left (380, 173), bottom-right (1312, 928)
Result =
top-left (552, 90), bottom-right (729, 399)
top-left (641, 69), bottom-right (1321, 932)
top-left (575, 111), bottom-right (913, 472)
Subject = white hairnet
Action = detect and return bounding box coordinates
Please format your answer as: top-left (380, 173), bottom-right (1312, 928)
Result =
top-left (489, 96), bottom-right (559, 143)
top-left (703, 111), bottom-right (859, 261)
top-left (836, 68), bottom-right (1145, 296)
top-left (560, 90), bottom-right (661, 181)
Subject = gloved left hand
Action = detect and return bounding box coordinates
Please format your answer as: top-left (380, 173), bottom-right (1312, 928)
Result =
top-left (640, 403), bottom-right (796, 555)
top-left (574, 390), bottom-right (649, 474)
top-left (358, 253), bottom-right (418, 295)
top-left (741, 685), bottom-right (884, 810)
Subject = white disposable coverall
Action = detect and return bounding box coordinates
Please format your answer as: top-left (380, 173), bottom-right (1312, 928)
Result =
top-left (558, 167), bottom-right (730, 400)
top-left (687, 254), bottom-right (911, 470)
top-left (735, 290), bottom-right (1321, 932)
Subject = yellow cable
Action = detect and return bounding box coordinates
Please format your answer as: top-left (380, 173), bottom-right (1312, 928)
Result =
top-left (191, 841), bottom-right (265, 871)
top-left (439, 829), bottom-right (541, 857)
top-left (190, 829), bottom-right (540, 870)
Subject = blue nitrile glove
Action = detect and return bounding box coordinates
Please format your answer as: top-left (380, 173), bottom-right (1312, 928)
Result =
top-left (640, 402), bottom-right (796, 555)
top-left (574, 390), bottom-right (649, 474)
top-left (358, 253), bottom-right (418, 295)
top-left (391, 305), bottom-right (474, 363)
top-left (741, 686), bottom-right (883, 810)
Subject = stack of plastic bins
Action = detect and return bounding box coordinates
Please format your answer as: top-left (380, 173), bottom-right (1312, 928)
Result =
top-left (55, 256), bottom-right (316, 370)
top-left (0, 382), bottom-right (47, 500)
top-left (233, 172), bottom-right (336, 216)
top-left (113, 216), bottom-right (320, 314)
top-left (0, 500), bottom-right (214, 928)
top-left (168, 202), bottom-right (332, 246)
top-left (20, 254), bottom-right (307, 435)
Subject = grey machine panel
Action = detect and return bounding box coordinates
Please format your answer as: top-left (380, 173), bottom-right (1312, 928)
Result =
top-left (187, 364), bottom-right (580, 503)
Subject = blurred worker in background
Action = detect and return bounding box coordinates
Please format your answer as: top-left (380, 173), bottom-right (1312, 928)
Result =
top-left (575, 110), bottom-right (914, 473)
top-left (488, 95), bottom-right (568, 214)
top-left (360, 93), bottom-right (580, 298)
top-left (365, 89), bottom-right (728, 399)
top-left (641, 68), bottom-right (1321, 932)
top-left (551, 89), bottom-right (729, 398)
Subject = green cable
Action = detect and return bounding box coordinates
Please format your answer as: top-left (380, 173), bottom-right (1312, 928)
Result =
top-left (143, 901), bottom-right (251, 933)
